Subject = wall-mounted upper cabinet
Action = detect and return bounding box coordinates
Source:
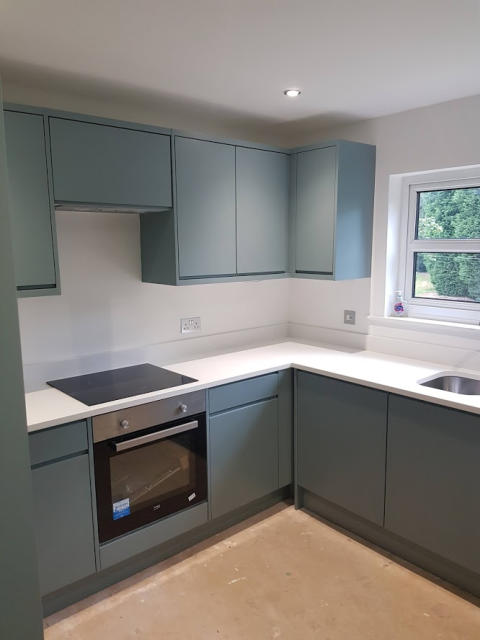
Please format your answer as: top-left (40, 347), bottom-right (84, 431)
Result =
top-left (49, 117), bottom-right (172, 212)
top-left (236, 147), bottom-right (289, 275)
top-left (141, 136), bottom-right (291, 285)
top-left (292, 140), bottom-right (375, 280)
top-left (3, 102), bottom-right (376, 290)
top-left (4, 108), bottom-right (59, 295)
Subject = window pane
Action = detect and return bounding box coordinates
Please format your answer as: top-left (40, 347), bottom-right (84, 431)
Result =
top-left (416, 187), bottom-right (480, 239)
top-left (414, 253), bottom-right (480, 303)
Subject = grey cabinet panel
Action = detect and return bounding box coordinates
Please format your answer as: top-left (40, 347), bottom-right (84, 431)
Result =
top-left (210, 399), bottom-right (279, 519)
top-left (49, 117), bottom-right (172, 208)
top-left (31, 454), bottom-right (96, 595)
top-left (385, 396), bottom-right (480, 573)
top-left (236, 147), bottom-right (289, 274)
top-left (29, 421), bottom-right (88, 466)
top-left (209, 373), bottom-right (278, 414)
top-left (297, 372), bottom-right (387, 525)
top-left (175, 137), bottom-right (236, 278)
top-left (295, 146), bottom-right (337, 274)
top-left (4, 110), bottom-right (57, 289)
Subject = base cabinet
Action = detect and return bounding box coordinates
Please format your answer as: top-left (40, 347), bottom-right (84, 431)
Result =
top-left (30, 436), bottom-right (96, 595)
top-left (297, 372), bottom-right (387, 526)
top-left (385, 395), bottom-right (480, 573)
top-left (209, 399), bottom-right (279, 519)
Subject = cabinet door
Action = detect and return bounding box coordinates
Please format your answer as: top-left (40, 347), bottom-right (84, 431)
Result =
top-left (295, 146), bottom-right (336, 274)
top-left (4, 110), bottom-right (56, 290)
top-left (236, 147), bottom-right (289, 274)
top-left (385, 396), bottom-right (480, 573)
top-left (31, 455), bottom-right (96, 595)
top-left (175, 137), bottom-right (236, 278)
top-left (297, 373), bottom-right (387, 525)
top-left (49, 117), bottom-right (171, 209)
top-left (210, 399), bottom-right (278, 519)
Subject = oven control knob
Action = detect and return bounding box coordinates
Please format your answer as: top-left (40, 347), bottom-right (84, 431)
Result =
top-left (120, 419), bottom-right (130, 430)
top-left (179, 403), bottom-right (188, 413)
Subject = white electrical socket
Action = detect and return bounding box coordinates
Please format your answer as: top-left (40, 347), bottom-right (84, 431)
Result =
top-left (180, 316), bottom-right (201, 334)
top-left (344, 310), bottom-right (356, 325)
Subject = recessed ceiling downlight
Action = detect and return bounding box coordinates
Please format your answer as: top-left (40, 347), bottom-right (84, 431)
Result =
top-left (284, 89), bottom-right (301, 97)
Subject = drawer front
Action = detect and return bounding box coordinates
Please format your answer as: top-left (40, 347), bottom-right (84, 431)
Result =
top-left (29, 421), bottom-right (88, 466)
top-left (209, 373), bottom-right (278, 414)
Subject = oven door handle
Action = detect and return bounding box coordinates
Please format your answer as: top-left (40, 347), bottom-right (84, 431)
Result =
top-left (113, 420), bottom-right (199, 452)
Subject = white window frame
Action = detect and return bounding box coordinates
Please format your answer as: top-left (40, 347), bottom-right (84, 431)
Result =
top-left (398, 169), bottom-right (480, 324)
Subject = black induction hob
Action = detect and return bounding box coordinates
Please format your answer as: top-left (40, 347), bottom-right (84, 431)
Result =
top-left (47, 364), bottom-right (197, 406)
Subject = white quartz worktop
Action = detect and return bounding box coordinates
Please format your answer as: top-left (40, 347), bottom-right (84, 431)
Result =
top-left (25, 341), bottom-right (480, 433)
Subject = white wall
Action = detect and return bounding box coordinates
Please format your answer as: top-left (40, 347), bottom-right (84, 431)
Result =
top-left (288, 278), bottom-right (370, 349)
top-left (18, 212), bottom-right (289, 388)
top-left (292, 94), bottom-right (480, 368)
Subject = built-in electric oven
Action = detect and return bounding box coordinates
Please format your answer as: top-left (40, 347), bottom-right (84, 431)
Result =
top-left (93, 391), bottom-right (207, 543)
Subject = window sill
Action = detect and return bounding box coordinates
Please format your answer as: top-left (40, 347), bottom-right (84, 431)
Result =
top-left (369, 315), bottom-right (480, 338)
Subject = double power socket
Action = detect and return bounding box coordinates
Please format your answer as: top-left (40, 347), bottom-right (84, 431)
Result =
top-left (180, 316), bottom-right (202, 334)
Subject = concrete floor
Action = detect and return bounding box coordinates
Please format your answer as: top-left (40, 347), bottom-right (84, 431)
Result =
top-left (44, 504), bottom-right (480, 639)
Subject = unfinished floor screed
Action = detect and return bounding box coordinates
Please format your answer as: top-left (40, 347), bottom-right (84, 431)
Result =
top-left (44, 504), bottom-right (480, 640)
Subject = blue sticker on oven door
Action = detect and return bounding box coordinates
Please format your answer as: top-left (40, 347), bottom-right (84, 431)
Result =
top-left (113, 498), bottom-right (130, 520)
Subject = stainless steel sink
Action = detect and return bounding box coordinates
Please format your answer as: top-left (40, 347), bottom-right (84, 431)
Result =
top-left (419, 374), bottom-right (480, 395)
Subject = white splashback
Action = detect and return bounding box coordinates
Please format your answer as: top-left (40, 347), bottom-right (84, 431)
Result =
top-left (18, 211), bottom-right (290, 389)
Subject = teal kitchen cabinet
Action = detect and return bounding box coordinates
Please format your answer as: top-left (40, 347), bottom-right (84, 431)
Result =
top-left (141, 135), bottom-right (291, 284)
top-left (174, 136), bottom-right (236, 278)
top-left (385, 396), bottom-right (480, 573)
top-left (293, 140), bottom-right (375, 279)
top-left (208, 372), bottom-right (292, 519)
top-left (49, 117), bottom-right (172, 211)
top-left (29, 422), bottom-right (96, 595)
top-left (296, 372), bottom-right (387, 525)
top-left (4, 109), bottom-right (59, 294)
top-left (236, 147), bottom-right (289, 274)
top-left (209, 399), bottom-right (278, 519)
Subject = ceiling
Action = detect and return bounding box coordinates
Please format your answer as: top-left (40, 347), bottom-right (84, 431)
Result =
top-left (1, 0), bottom-right (479, 134)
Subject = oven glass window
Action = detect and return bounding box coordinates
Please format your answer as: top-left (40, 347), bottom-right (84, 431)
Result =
top-left (110, 434), bottom-right (195, 518)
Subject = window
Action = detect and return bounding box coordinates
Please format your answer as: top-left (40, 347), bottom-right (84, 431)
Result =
top-left (400, 173), bottom-right (480, 323)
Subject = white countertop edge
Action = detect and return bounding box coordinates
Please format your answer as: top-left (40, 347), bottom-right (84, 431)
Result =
top-left (292, 363), bottom-right (480, 414)
top-left (25, 342), bottom-right (480, 433)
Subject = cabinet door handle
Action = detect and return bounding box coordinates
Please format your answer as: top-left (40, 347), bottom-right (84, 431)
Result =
top-left (114, 420), bottom-right (198, 452)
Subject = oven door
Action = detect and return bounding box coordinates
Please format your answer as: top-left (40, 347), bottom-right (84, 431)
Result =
top-left (94, 413), bottom-right (207, 543)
